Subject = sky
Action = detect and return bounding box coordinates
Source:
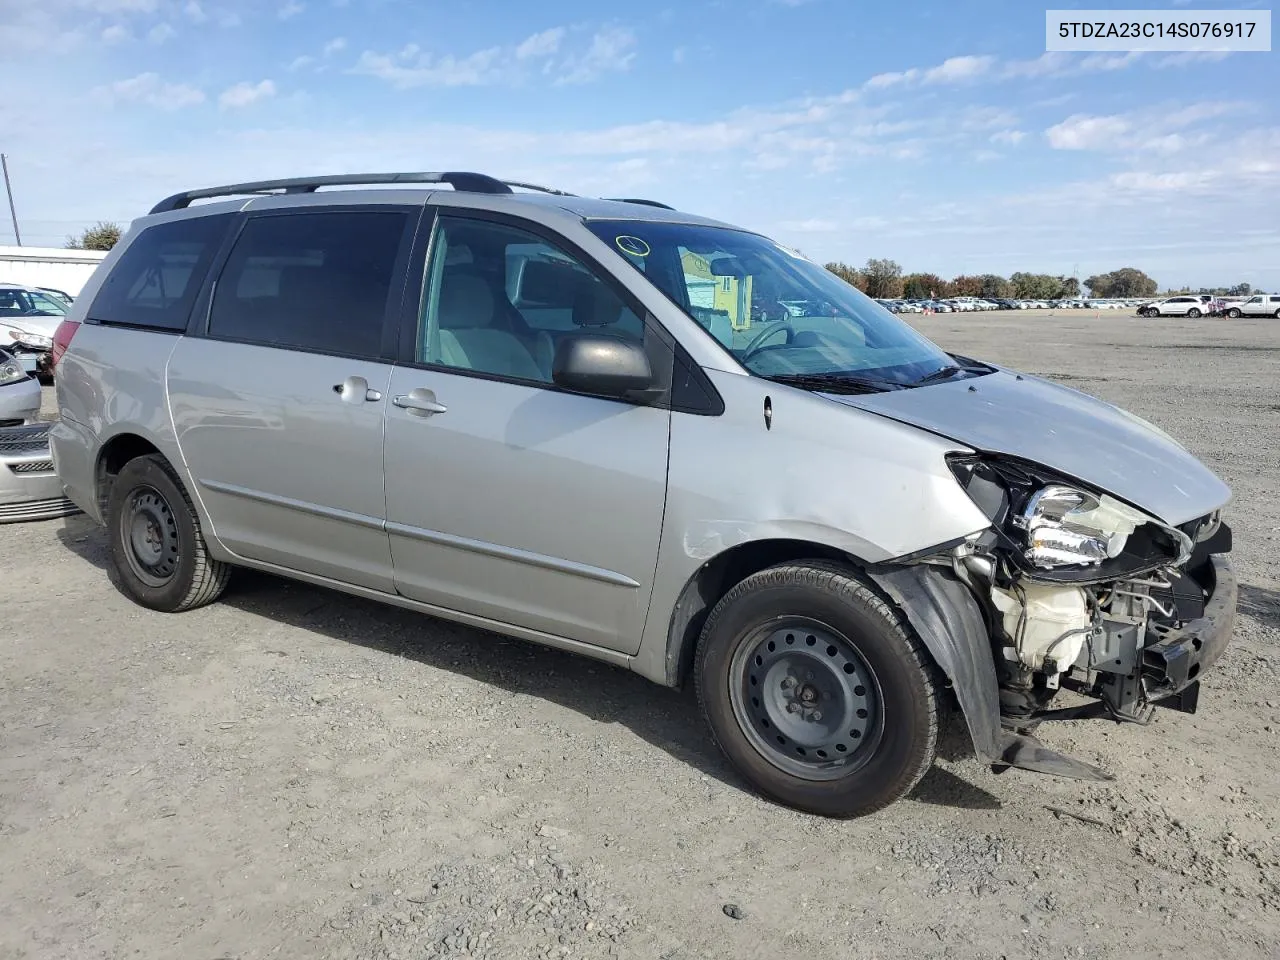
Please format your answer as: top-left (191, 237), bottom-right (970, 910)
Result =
top-left (1, 0), bottom-right (1277, 290)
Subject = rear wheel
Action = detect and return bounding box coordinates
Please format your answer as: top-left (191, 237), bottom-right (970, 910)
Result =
top-left (1228, 308), bottom-right (1241, 319)
top-left (1188, 308), bottom-right (1202, 318)
top-left (695, 562), bottom-right (939, 817)
top-left (1274, 308), bottom-right (1280, 319)
top-left (106, 454), bottom-right (231, 612)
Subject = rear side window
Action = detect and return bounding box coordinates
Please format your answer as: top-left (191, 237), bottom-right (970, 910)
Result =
top-left (209, 210), bottom-right (409, 359)
top-left (88, 214), bottom-right (232, 331)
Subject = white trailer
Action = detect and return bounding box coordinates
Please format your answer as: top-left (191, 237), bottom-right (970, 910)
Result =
top-left (0, 246), bottom-right (107, 297)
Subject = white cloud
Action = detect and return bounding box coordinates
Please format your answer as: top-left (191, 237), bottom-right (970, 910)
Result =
top-left (101, 24), bottom-right (131, 44)
top-left (184, 0), bottom-right (206, 21)
top-left (219, 79), bottom-right (277, 109)
top-left (323, 37), bottom-right (346, 56)
top-left (990, 129), bottom-right (1026, 145)
top-left (923, 55), bottom-right (993, 84)
top-left (515, 27), bottom-right (564, 60)
top-left (864, 67), bottom-right (918, 89)
top-left (278, 1), bottom-right (304, 20)
top-left (1157, 50), bottom-right (1231, 68)
top-left (555, 27), bottom-right (637, 85)
top-left (1045, 114), bottom-right (1130, 150)
top-left (93, 72), bottom-right (204, 109)
top-left (352, 47), bottom-right (504, 88)
top-left (147, 23), bottom-right (175, 44)
top-left (288, 54), bottom-right (315, 71)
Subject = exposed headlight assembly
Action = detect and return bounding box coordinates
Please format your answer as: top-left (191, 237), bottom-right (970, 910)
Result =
top-left (0, 353), bottom-right (27, 385)
top-left (947, 454), bottom-right (1192, 582)
top-left (5, 328), bottom-right (54, 350)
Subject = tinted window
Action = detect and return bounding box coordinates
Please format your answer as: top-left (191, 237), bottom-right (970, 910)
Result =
top-left (210, 211), bottom-right (408, 358)
top-left (418, 216), bottom-right (646, 384)
top-left (88, 215), bottom-right (232, 331)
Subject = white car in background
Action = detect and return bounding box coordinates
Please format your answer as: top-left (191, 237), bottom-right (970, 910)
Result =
top-left (1140, 296), bottom-right (1208, 318)
top-left (0, 282), bottom-right (70, 378)
top-left (1224, 294), bottom-right (1280, 319)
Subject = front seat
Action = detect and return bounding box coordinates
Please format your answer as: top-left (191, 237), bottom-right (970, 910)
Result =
top-left (433, 269), bottom-right (543, 381)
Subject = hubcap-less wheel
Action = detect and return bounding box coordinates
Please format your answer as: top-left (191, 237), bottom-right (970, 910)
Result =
top-left (122, 485), bottom-right (180, 587)
top-left (1188, 308), bottom-right (1201, 318)
top-left (1228, 309), bottom-right (1241, 318)
top-left (730, 618), bottom-right (883, 781)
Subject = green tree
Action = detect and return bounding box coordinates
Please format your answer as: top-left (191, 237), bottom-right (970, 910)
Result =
top-left (1227, 282), bottom-right (1252, 296)
top-left (66, 221), bottom-right (122, 251)
top-left (977, 274), bottom-right (1012, 298)
top-left (1085, 267), bottom-right (1157, 298)
top-left (902, 272), bottom-right (948, 299)
top-left (950, 275), bottom-right (984, 297)
top-left (1010, 272), bottom-right (1062, 300)
top-left (862, 258), bottom-right (904, 299)
top-left (824, 262), bottom-right (865, 290)
top-left (1058, 276), bottom-right (1081, 298)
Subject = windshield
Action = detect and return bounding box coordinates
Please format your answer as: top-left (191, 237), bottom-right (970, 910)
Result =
top-left (0, 288), bottom-right (70, 318)
top-left (585, 219), bottom-right (964, 390)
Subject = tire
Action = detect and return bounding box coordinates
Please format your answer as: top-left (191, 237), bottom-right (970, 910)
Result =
top-left (1274, 309), bottom-right (1280, 320)
top-left (1187, 308), bottom-right (1201, 318)
top-left (695, 561), bottom-right (940, 818)
top-left (106, 453), bottom-right (231, 612)
top-left (1228, 308), bottom-right (1241, 319)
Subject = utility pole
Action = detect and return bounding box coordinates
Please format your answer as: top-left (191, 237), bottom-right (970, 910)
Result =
top-left (1, 154), bottom-right (20, 246)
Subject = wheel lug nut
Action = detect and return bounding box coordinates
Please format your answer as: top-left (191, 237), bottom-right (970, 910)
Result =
top-left (781, 677), bottom-right (795, 690)
top-left (811, 711), bottom-right (822, 722)
top-left (786, 702), bottom-right (799, 714)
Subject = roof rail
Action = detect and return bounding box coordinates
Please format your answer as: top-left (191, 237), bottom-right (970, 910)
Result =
top-left (503, 180), bottom-right (577, 197)
top-left (605, 197), bottom-right (675, 210)
top-left (149, 171), bottom-right (516, 214)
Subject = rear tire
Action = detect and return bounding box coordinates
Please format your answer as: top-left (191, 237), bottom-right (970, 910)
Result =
top-left (1228, 308), bottom-right (1241, 319)
top-left (106, 454), bottom-right (231, 612)
top-left (1274, 308), bottom-right (1280, 319)
top-left (1188, 308), bottom-right (1202, 318)
top-left (695, 561), bottom-right (939, 818)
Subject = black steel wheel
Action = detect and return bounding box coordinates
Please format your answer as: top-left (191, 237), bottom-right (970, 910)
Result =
top-left (696, 561), bottom-right (940, 818)
top-left (107, 454), bottom-right (232, 612)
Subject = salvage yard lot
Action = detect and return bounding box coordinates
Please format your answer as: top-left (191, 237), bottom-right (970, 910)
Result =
top-left (2, 311), bottom-right (1278, 960)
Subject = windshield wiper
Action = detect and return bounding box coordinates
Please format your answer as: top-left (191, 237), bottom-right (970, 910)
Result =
top-left (764, 372), bottom-right (903, 395)
top-left (911, 359), bottom-right (993, 386)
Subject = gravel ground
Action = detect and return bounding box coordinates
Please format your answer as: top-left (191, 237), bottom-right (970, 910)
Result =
top-left (2, 311), bottom-right (1277, 960)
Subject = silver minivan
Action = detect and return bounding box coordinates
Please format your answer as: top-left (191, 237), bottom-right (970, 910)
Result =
top-left (49, 173), bottom-right (1236, 817)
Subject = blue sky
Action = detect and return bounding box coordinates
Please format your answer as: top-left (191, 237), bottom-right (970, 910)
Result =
top-left (2, 0), bottom-right (1277, 289)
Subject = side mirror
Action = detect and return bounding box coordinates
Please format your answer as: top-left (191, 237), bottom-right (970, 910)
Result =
top-left (552, 334), bottom-right (654, 398)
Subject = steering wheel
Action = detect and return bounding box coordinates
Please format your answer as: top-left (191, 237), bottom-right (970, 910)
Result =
top-left (740, 321), bottom-right (796, 361)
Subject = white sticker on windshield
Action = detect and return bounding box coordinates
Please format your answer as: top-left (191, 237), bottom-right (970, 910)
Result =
top-left (615, 235), bottom-right (651, 258)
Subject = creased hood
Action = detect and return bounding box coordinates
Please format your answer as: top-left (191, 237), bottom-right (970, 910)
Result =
top-left (825, 369), bottom-right (1230, 526)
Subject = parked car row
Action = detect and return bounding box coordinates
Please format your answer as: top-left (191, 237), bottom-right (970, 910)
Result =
top-left (873, 297), bottom-right (1154, 314)
top-left (1136, 294), bottom-right (1280, 319)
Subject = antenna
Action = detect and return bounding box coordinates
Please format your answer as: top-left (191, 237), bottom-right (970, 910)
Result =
top-left (1, 154), bottom-right (20, 246)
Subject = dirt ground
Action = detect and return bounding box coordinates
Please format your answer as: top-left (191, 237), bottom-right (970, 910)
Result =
top-left (2, 311), bottom-right (1278, 960)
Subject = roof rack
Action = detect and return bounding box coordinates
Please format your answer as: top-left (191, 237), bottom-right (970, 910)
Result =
top-left (503, 180), bottom-right (577, 197)
top-left (605, 198), bottom-right (675, 210)
top-left (149, 171), bottom-right (521, 214)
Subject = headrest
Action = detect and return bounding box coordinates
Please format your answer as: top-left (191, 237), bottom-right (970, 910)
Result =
top-left (572, 281), bottom-right (625, 328)
top-left (438, 269), bottom-right (496, 329)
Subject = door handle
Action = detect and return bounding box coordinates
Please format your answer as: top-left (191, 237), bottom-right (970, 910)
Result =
top-left (393, 388), bottom-right (447, 416)
top-left (333, 375), bottom-right (382, 403)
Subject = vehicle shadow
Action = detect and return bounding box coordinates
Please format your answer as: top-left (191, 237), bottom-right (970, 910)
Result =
top-left (1238, 582), bottom-right (1280, 630)
top-left (53, 512), bottom-right (1001, 813)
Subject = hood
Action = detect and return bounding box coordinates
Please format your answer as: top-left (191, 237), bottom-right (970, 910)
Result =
top-left (0, 312), bottom-right (61, 341)
top-left (825, 369), bottom-right (1230, 526)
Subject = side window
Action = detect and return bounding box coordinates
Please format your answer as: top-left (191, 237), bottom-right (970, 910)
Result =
top-left (419, 217), bottom-right (646, 384)
top-left (88, 214), bottom-right (232, 331)
top-left (209, 210), bottom-right (408, 358)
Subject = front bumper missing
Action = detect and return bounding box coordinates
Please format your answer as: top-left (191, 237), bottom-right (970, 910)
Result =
top-left (1142, 554), bottom-right (1236, 706)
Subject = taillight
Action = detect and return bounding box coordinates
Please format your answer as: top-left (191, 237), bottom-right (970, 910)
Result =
top-left (51, 320), bottom-right (80, 368)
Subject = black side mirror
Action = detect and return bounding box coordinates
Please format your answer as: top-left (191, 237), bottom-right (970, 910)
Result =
top-left (552, 334), bottom-right (654, 399)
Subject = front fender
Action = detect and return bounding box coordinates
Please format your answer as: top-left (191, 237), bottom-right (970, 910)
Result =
top-left (866, 564), bottom-right (1002, 761)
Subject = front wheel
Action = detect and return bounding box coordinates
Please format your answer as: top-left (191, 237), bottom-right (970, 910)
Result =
top-left (107, 453), bottom-right (232, 612)
top-left (1188, 308), bottom-right (1202, 318)
top-left (1228, 308), bottom-right (1242, 318)
top-left (695, 562), bottom-right (940, 817)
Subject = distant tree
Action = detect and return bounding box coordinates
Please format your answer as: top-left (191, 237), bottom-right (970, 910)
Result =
top-left (1227, 281), bottom-right (1252, 296)
top-left (1058, 276), bottom-right (1081, 298)
top-left (1010, 272), bottom-right (1062, 300)
top-left (977, 274), bottom-right (1012, 298)
top-left (902, 272), bottom-right (948, 299)
top-left (862, 258), bottom-right (904, 299)
top-left (1085, 267), bottom-right (1157, 298)
top-left (66, 221), bottom-right (122, 251)
top-left (950, 275), bottom-right (984, 297)
top-left (824, 262), bottom-right (865, 290)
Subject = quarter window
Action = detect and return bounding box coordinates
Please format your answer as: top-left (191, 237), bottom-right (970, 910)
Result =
top-left (209, 210), bottom-right (409, 358)
top-left (418, 217), bottom-right (646, 384)
top-left (88, 214), bottom-right (233, 331)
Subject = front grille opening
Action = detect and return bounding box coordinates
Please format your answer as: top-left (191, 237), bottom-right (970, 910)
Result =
top-left (10, 459), bottom-right (54, 474)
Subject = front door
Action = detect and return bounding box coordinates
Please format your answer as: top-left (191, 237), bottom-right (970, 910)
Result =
top-left (382, 212), bottom-right (671, 653)
top-left (169, 205), bottom-right (418, 592)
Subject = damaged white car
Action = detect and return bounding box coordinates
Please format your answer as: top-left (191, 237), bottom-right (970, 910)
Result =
top-left (49, 173), bottom-right (1234, 817)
